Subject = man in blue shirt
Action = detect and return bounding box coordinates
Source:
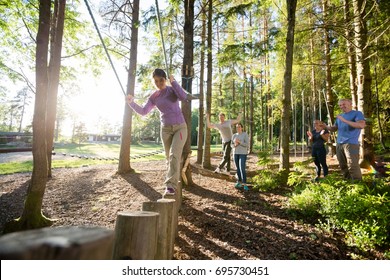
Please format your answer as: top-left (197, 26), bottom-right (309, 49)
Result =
top-left (324, 99), bottom-right (366, 180)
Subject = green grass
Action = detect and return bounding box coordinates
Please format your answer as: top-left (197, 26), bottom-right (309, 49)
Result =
top-left (0, 143), bottom-right (222, 175)
top-left (0, 161), bottom-right (34, 174)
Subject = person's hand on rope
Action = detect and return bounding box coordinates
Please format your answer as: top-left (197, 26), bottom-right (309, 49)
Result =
top-left (126, 94), bottom-right (134, 104)
top-left (169, 75), bottom-right (175, 84)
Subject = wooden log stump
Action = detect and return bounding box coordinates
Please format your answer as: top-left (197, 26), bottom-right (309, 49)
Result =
top-left (177, 182), bottom-right (183, 210)
top-left (142, 199), bottom-right (175, 259)
top-left (158, 197), bottom-right (179, 240)
top-left (0, 226), bottom-right (114, 260)
top-left (112, 211), bottom-right (159, 260)
top-left (158, 197), bottom-right (179, 249)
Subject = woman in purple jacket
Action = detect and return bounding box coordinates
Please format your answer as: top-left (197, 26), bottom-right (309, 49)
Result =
top-left (126, 69), bottom-right (188, 196)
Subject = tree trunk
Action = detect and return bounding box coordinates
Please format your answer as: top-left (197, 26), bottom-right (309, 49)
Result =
top-left (202, 0), bottom-right (213, 169)
top-left (322, 0), bottom-right (335, 125)
top-left (196, 2), bottom-right (206, 164)
top-left (46, 0), bottom-right (66, 178)
top-left (265, 17), bottom-right (272, 146)
top-left (309, 6), bottom-right (317, 121)
top-left (344, 0), bottom-right (358, 109)
top-left (4, 0), bottom-right (54, 234)
top-left (279, 0), bottom-right (297, 182)
top-left (118, 0), bottom-right (139, 174)
top-left (373, 54), bottom-right (386, 150)
top-left (181, 0), bottom-right (194, 186)
top-left (352, 0), bottom-right (374, 161)
top-left (249, 74), bottom-right (254, 153)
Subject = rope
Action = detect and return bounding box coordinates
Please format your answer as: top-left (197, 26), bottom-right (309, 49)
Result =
top-left (83, 0), bottom-right (126, 96)
top-left (155, 0), bottom-right (169, 77)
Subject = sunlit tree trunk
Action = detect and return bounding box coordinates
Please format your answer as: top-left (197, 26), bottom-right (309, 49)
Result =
top-left (4, 0), bottom-right (54, 233)
top-left (344, 0), bottom-right (358, 109)
top-left (202, 0), bottom-right (212, 169)
top-left (196, 1), bottom-right (206, 164)
top-left (118, 0), bottom-right (139, 174)
top-left (280, 0), bottom-right (297, 182)
top-left (249, 74), bottom-right (254, 153)
top-left (373, 53), bottom-right (386, 150)
top-left (181, 0), bottom-right (194, 186)
top-left (264, 16), bottom-right (272, 146)
top-left (46, 0), bottom-right (66, 178)
top-left (308, 8), bottom-right (317, 121)
top-left (322, 0), bottom-right (335, 125)
top-left (248, 12), bottom-right (254, 154)
top-left (352, 0), bottom-right (374, 161)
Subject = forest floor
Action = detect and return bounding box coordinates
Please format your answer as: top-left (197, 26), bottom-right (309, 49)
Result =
top-left (0, 153), bottom-right (387, 259)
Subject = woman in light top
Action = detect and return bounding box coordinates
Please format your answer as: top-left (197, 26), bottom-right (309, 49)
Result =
top-left (126, 69), bottom-right (188, 196)
top-left (231, 123), bottom-right (249, 191)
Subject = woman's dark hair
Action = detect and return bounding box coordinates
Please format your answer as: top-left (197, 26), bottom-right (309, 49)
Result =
top-left (153, 68), bottom-right (167, 79)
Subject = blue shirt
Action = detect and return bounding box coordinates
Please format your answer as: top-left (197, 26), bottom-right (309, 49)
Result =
top-left (334, 110), bottom-right (365, 144)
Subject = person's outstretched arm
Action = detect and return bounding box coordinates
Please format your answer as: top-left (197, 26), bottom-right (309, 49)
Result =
top-left (231, 112), bottom-right (242, 125)
top-left (126, 94), bottom-right (154, 116)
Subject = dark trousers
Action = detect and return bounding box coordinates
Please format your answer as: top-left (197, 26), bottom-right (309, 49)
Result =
top-left (312, 146), bottom-right (328, 177)
top-left (218, 141), bottom-right (232, 171)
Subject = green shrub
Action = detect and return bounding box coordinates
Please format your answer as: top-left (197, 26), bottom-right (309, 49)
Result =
top-left (252, 169), bottom-right (284, 191)
top-left (287, 175), bottom-right (390, 251)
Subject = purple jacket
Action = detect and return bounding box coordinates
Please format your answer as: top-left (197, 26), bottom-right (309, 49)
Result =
top-left (129, 80), bottom-right (187, 126)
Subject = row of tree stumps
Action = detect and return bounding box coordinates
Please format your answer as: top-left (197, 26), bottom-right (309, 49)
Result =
top-left (0, 186), bottom-right (182, 260)
top-left (113, 196), bottom-right (179, 260)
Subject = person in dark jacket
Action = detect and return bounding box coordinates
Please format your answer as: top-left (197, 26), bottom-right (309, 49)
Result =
top-left (307, 120), bottom-right (329, 181)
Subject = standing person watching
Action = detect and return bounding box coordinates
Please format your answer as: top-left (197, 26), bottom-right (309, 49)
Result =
top-left (307, 120), bottom-right (329, 181)
top-left (126, 69), bottom-right (188, 196)
top-left (322, 98), bottom-right (366, 180)
top-left (232, 123), bottom-right (249, 191)
top-left (206, 112), bottom-right (242, 174)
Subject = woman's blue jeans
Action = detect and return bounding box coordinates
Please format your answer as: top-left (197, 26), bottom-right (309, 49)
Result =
top-left (234, 154), bottom-right (247, 184)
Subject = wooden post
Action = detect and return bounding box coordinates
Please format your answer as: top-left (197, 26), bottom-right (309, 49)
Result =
top-left (177, 181), bottom-right (183, 210)
top-left (112, 211), bottom-right (159, 260)
top-left (142, 199), bottom-right (175, 259)
top-left (0, 226), bottom-right (114, 260)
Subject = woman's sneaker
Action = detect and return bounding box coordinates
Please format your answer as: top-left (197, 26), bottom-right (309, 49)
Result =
top-left (164, 186), bottom-right (176, 196)
top-left (234, 182), bottom-right (242, 189)
top-left (243, 185), bottom-right (249, 191)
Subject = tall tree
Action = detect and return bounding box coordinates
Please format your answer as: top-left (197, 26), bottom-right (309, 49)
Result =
top-left (118, 0), bottom-right (140, 174)
top-left (46, 0), bottom-right (66, 177)
top-left (4, 0), bottom-right (60, 233)
top-left (279, 0), bottom-right (297, 181)
top-left (322, 0), bottom-right (335, 124)
top-left (181, 0), bottom-right (195, 185)
top-left (352, 0), bottom-right (374, 161)
top-left (202, 0), bottom-right (213, 169)
top-left (196, 1), bottom-right (207, 164)
top-left (344, 0), bottom-right (358, 109)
